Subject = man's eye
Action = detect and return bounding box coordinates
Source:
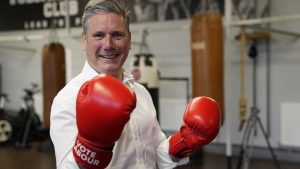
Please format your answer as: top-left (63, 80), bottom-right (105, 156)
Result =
top-left (113, 33), bottom-right (125, 40)
top-left (94, 33), bottom-right (105, 39)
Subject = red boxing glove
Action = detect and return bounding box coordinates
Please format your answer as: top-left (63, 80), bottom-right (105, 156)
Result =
top-left (169, 96), bottom-right (221, 158)
top-left (73, 74), bottom-right (136, 169)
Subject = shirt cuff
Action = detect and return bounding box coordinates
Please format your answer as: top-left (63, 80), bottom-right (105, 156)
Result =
top-left (156, 137), bottom-right (189, 169)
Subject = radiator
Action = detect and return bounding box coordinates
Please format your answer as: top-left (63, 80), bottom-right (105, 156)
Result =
top-left (280, 102), bottom-right (300, 147)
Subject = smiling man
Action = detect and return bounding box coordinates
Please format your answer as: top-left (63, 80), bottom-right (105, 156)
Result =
top-left (50, 0), bottom-right (221, 169)
top-left (82, 10), bottom-right (131, 80)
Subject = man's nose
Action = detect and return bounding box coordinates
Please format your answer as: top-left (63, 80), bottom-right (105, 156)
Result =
top-left (103, 36), bottom-right (114, 50)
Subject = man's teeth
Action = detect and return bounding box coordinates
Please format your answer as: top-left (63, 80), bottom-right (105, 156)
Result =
top-left (101, 54), bottom-right (117, 59)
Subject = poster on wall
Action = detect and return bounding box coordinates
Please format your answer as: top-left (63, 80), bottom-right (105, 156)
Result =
top-left (0, 0), bottom-right (224, 31)
top-left (125, 0), bottom-right (224, 23)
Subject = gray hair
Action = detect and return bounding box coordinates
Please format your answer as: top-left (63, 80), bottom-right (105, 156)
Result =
top-left (82, 0), bottom-right (131, 35)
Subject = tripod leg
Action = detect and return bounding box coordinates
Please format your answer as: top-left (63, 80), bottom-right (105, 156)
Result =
top-left (236, 116), bottom-right (253, 169)
top-left (242, 118), bottom-right (256, 169)
top-left (256, 116), bottom-right (281, 169)
top-left (243, 124), bottom-right (256, 169)
top-left (236, 148), bottom-right (245, 169)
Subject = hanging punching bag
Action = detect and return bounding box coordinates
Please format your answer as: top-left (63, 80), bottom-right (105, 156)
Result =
top-left (191, 12), bottom-right (224, 124)
top-left (42, 42), bottom-right (66, 128)
top-left (130, 54), bottom-right (160, 122)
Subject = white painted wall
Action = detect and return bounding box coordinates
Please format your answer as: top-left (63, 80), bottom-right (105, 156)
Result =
top-left (0, 0), bottom-right (300, 151)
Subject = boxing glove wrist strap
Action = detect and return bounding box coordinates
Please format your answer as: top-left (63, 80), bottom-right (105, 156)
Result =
top-left (169, 131), bottom-right (193, 158)
top-left (73, 135), bottom-right (113, 169)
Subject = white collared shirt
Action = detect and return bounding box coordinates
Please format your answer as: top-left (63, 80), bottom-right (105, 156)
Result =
top-left (50, 61), bottom-right (188, 169)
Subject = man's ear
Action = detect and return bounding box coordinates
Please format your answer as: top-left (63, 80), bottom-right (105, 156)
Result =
top-left (82, 32), bottom-right (87, 50)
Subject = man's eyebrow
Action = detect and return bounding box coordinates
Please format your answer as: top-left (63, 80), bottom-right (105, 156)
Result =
top-left (91, 31), bottom-right (105, 36)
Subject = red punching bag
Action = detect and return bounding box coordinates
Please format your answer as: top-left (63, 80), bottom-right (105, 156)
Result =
top-left (42, 42), bottom-right (66, 128)
top-left (191, 12), bottom-right (224, 124)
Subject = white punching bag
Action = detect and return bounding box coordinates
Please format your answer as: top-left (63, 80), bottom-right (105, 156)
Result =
top-left (131, 54), bottom-right (160, 121)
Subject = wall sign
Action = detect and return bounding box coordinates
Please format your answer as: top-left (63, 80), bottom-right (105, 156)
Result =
top-left (0, 0), bottom-right (87, 31)
top-left (0, 0), bottom-right (224, 31)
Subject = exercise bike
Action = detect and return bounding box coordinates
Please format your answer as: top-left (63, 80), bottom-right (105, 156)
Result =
top-left (0, 84), bottom-right (49, 148)
top-left (15, 83), bottom-right (49, 148)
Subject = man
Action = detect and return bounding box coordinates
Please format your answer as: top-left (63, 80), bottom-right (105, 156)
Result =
top-left (50, 0), bottom-right (221, 169)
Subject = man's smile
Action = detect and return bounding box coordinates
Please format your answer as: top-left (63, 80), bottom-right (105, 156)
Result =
top-left (98, 54), bottom-right (119, 59)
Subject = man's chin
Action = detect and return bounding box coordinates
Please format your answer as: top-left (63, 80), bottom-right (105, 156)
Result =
top-left (100, 67), bottom-right (121, 76)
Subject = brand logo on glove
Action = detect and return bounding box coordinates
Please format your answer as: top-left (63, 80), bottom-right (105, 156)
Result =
top-left (73, 140), bottom-right (100, 166)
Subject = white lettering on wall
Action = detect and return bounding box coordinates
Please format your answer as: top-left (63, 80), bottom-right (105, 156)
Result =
top-left (9, 0), bottom-right (47, 6)
top-left (43, 0), bottom-right (79, 18)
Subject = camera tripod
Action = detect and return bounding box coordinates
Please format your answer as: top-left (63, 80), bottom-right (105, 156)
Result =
top-left (236, 42), bottom-right (281, 169)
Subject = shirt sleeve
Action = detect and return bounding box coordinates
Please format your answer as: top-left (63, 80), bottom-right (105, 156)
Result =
top-left (50, 87), bottom-right (80, 169)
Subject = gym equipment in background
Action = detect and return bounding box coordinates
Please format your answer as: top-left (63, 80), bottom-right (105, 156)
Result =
top-left (15, 83), bottom-right (49, 148)
top-left (42, 42), bottom-right (66, 128)
top-left (0, 84), bottom-right (49, 148)
top-left (230, 1), bottom-right (280, 169)
top-left (235, 42), bottom-right (280, 169)
top-left (131, 53), bottom-right (160, 122)
top-left (190, 0), bottom-right (224, 165)
top-left (190, 11), bottom-right (224, 125)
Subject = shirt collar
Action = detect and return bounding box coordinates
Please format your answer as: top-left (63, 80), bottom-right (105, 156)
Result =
top-left (81, 61), bottom-right (99, 80)
top-left (122, 68), bottom-right (135, 88)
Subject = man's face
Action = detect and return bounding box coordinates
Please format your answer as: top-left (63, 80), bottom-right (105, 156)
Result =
top-left (82, 12), bottom-right (131, 79)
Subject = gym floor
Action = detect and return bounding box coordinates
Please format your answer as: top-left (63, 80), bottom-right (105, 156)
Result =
top-left (0, 140), bottom-right (299, 169)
